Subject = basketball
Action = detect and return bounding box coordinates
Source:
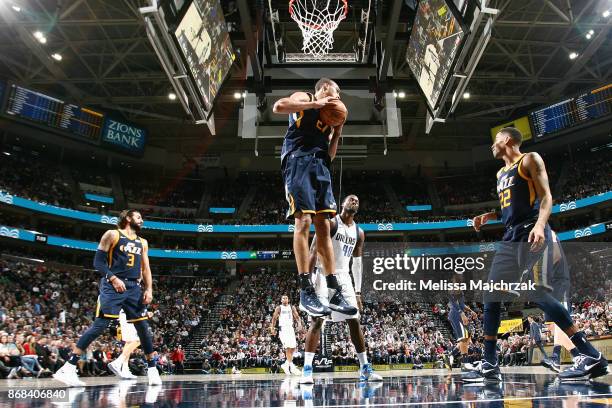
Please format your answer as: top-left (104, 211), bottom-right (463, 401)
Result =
top-left (320, 99), bottom-right (347, 127)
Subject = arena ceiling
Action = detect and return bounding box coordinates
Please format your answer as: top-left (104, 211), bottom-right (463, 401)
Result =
top-left (0, 0), bottom-right (610, 155)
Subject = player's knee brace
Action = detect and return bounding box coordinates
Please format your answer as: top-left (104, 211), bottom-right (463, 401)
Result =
top-left (534, 292), bottom-right (573, 330)
top-left (483, 302), bottom-right (502, 337)
top-left (133, 320), bottom-right (154, 355)
top-left (77, 318), bottom-right (112, 350)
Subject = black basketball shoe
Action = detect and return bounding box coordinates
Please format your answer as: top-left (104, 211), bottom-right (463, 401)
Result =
top-left (328, 289), bottom-right (358, 315)
top-left (541, 358), bottom-right (556, 372)
top-left (558, 353), bottom-right (609, 382)
top-left (299, 286), bottom-right (330, 317)
top-left (462, 360), bottom-right (502, 383)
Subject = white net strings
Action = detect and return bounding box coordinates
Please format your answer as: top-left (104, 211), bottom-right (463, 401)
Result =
top-left (289, 0), bottom-right (348, 57)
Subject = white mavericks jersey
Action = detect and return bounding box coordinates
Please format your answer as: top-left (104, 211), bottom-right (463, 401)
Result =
top-left (331, 215), bottom-right (359, 274)
top-left (278, 304), bottom-right (293, 328)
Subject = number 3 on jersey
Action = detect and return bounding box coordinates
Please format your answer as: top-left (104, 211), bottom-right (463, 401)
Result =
top-left (127, 253), bottom-right (135, 267)
top-left (499, 189), bottom-right (511, 208)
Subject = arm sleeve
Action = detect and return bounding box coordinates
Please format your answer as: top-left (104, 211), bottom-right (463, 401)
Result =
top-left (93, 249), bottom-right (113, 279)
top-left (352, 256), bottom-right (363, 293)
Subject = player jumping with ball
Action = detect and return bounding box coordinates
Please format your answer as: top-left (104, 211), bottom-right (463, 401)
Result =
top-left (273, 78), bottom-right (357, 318)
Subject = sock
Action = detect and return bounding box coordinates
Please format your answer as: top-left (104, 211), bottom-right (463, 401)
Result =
top-left (68, 354), bottom-right (79, 365)
top-left (304, 352), bottom-right (315, 367)
top-left (357, 352), bottom-right (368, 367)
top-left (147, 359), bottom-right (156, 368)
top-left (325, 274), bottom-right (340, 290)
top-left (552, 346), bottom-right (561, 363)
top-left (569, 348), bottom-right (579, 358)
top-left (570, 332), bottom-right (600, 358)
top-left (484, 339), bottom-right (497, 365)
top-left (299, 273), bottom-right (312, 289)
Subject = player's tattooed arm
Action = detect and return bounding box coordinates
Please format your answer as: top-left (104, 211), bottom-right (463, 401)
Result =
top-left (269, 306), bottom-right (280, 335)
top-left (141, 238), bottom-right (153, 304)
top-left (98, 229), bottom-right (118, 251)
top-left (523, 152), bottom-right (552, 250)
top-left (96, 230), bottom-right (125, 291)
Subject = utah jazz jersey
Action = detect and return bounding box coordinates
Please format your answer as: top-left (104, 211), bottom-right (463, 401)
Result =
top-left (496, 154), bottom-right (539, 229)
top-left (108, 230), bottom-right (143, 280)
top-left (280, 93), bottom-right (332, 164)
top-left (448, 292), bottom-right (465, 315)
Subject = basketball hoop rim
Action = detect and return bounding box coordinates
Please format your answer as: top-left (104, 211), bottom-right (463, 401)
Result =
top-left (288, 0), bottom-right (349, 31)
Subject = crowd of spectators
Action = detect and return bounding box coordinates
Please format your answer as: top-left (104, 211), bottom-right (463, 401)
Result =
top-left (436, 173), bottom-right (497, 206)
top-left (191, 270), bottom-right (465, 371)
top-left (562, 152), bottom-right (611, 201)
top-left (2, 146), bottom-right (610, 225)
top-left (328, 301), bottom-right (453, 367)
top-left (0, 256), bottom-right (225, 379)
top-left (241, 173), bottom-right (287, 224)
top-left (0, 249), bottom-right (609, 380)
top-left (0, 149), bottom-right (72, 208)
top-left (123, 177), bottom-right (202, 217)
top-left (192, 268), bottom-right (294, 371)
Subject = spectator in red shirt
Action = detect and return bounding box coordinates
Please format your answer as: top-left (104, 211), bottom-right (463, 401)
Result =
top-left (171, 345), bottom-right (185, 374)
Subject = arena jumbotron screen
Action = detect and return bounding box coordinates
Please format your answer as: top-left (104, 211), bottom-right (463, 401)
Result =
top-left (173, 0), bottom-right (235, 115)
top-left (406, 0), bottom-right (465, 112)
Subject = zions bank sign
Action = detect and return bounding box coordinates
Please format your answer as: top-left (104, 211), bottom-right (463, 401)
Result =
top-left (101, 118), bottom-right (147, 155)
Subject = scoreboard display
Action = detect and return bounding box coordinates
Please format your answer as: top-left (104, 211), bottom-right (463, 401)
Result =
top-left (255, 250), bottom-right (293, 260)
top-left (529, 83), bottom-right (612, 139)
top-left (5, 84), bottom-right (104, 142)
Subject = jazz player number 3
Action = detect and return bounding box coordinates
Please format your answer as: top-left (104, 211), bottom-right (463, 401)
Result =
top-left (53, 210), bottom-right (162, 387)
top-left (273, 78), bottom-right (357, 318)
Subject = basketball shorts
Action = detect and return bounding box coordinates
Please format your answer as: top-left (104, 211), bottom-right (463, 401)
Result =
top-left (96, 278), bottom-right (148, 322)
top-left (313, 269), bottom-right (359, 322)
top-left (486, 221), bottom-right (554, 302)
top-left (448, 311), bottom-right (469, 341)
top-left (119, 310), bottom-right (139, 342)
top-left (279, 326), bottom-right (297, 349)
top-left (282, 152), bottom-right (337, 219)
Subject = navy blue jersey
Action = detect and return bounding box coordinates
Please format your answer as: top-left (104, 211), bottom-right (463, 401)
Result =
top-left (108, 230), bottom-right (143, 280)
top-left (280, 93), bottom-right (332, 163)
top-left (448, 292), bottom-right (465, 315)
top-left (496, 154), bottom-right (539, 229)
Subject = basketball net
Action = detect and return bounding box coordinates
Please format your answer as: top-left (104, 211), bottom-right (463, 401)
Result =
top-left (289, 0), bottom-right (348, 58)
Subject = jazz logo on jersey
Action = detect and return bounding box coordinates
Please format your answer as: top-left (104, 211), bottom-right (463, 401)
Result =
top-left (497, 175), bottom-right (514, 208)
top-left (497, 175), bottom-right (515, 193)
top-left (120, 242), bottom-right (142, 255)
